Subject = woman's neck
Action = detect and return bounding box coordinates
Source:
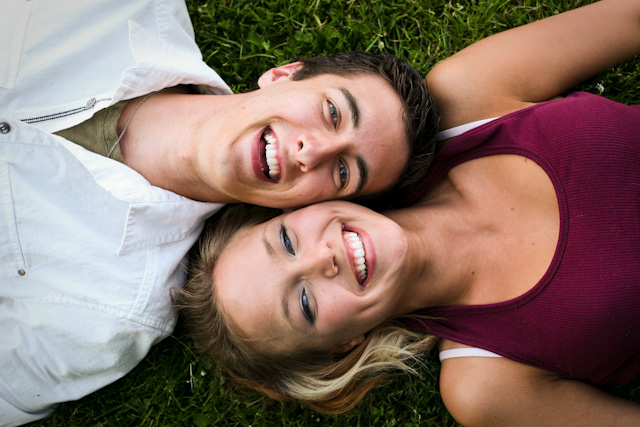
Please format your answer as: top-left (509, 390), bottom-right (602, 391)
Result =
top-left (383, 177), bottom-right (485, 313)
top-left (385, 153), bottom-right (560, 313)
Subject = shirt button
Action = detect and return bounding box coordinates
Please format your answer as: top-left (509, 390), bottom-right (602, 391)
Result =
top-left (18, 269), bottom-right (26, 276)
top-left (86, 98), bottom-right (97, 109)
top-left (0, 122), bottom-right (10, 134)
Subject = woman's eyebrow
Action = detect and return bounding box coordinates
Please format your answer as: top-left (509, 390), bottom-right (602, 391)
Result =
top-left (281, 291), bottom-right (292, 328)
top-left (263, 223), bottom-right (302, 331)
top-left (281, 286), bottom-right (306, 333)
top-left (262, 224), bottom-right (278, 261)
top-left (259, 224), bottom-right (301, 335)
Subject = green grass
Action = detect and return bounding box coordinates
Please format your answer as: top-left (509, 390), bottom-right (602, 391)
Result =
top-left (32, 0), bottom-right (639, 425)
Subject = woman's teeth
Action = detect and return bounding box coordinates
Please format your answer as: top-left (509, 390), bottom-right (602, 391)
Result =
top-left (264, 130), bottom-right (280, 179)
top-left (344, 231), bottom-right (368, 283)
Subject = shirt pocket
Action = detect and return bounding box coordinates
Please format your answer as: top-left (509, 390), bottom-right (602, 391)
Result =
top-left (0, 162), bottom-right (26, 278)
top-left (0, 0), bottom-right (33, 89)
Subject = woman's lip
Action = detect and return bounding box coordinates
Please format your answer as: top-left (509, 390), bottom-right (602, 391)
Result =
top-left (342, 225), bottom-right (376, 290)
top-left (251, 128), bottom-right (281, 183)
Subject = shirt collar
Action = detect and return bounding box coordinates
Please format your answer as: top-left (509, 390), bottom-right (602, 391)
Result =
top-left (57, 136), bottom-right (222, 255)
top-left (113, 20), bottom-right (233, 102)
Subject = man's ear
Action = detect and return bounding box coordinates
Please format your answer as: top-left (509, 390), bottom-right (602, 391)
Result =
top-left (328, 335), bottom-right (366, 355)
top-left (258, 62), bottom-right (303, 88)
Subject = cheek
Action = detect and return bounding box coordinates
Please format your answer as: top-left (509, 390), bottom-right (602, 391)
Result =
top-left (290, 175), bottom-right (335, 203)
top-left (321, 294), bottom-right (361, 331)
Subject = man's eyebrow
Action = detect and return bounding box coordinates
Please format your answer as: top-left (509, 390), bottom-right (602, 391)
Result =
top-left (336, 87), bottom-right (368, 196)
top-left (353, 155), bottom-right (369, 196)
top-left (338, 86), bottom-right (360, 128)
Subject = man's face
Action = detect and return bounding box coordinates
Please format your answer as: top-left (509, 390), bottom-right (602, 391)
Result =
top-left (197, 63), bottom-right (409, 208)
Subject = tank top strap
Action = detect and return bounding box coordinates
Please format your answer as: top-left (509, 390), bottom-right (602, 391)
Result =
top-left (437, 117), bottom-right (499, 141)
top-left (439, 347), bottom-right (503, 361)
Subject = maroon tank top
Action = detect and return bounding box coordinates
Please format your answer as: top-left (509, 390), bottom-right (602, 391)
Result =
top-left (405, 92), bottom-right (640, 385)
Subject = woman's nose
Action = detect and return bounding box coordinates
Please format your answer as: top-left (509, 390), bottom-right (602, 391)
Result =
top-left (304, 240), bottom-right (339, 277)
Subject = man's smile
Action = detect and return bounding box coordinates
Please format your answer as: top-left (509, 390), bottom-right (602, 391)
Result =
top-left (254, 127), bottom-right (282, 183)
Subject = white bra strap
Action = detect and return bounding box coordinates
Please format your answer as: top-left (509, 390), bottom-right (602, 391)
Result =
top-left (439, 348), bottom-right (503, 361)
top-left (437, 117), bottom-right (499, 141)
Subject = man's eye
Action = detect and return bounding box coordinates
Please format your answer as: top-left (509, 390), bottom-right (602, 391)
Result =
top-left (280, 224), bottom-right (295, 255)
top-left (329, 101), bottom-right (339, 127)
top-left (300, 288), bottom-right (314, 324)
top-left (338, 160), bottom-right (348, 188)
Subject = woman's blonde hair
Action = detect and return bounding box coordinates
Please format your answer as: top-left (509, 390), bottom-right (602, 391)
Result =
top-left (176, 203), bottom-right (438, 414)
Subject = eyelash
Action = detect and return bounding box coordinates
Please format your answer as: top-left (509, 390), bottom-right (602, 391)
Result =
top-left (328, 100), bottom-right (339, 127)
top-left (338, 160), bottom-right (348, 188)
top-left (327, 100), bottom-right (347, 189)
top-left (280, 224), bottom-right (295, 255)
top-left (300, 288), bottom-right (314, 324)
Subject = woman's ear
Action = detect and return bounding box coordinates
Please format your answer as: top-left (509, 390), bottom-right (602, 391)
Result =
top-left (257, 62), bottom-right (303, 88)
top-left (329, 335), bottom-right (366, 355)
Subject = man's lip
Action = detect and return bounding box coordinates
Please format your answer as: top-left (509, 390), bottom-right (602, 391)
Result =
top-left (251, 128), bottom-right (281, 183)
top-left (342, 225), bottom-right (376, 290)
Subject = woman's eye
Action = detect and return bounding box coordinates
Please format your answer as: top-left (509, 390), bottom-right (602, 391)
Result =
top-left (328, 101), bottom-right (339, 127)
top-left (300, 288), bottom-right (314, 324)
top-left (280, 224), bottom-right (295, 255)
top-left (338, 160), bottom-right (348, 188)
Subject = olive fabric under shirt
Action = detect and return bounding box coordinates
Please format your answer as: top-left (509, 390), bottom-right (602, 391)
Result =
top-left (54, 100), bottom-right (128, 163)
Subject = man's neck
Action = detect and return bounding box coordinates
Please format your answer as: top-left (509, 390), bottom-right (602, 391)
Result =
top-left (116, 91), bottom-right (233, 202)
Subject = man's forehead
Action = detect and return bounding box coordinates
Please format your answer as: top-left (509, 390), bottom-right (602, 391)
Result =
top-left (301, 71), bottom-right (393, 93)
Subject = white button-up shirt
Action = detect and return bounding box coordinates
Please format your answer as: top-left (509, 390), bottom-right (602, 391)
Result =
top-left (0, 0), bottom-right (231, 424)
top-left (0, 117), bottom-right (222, 426)
top-left (0, 0), bottom-right (232, 133)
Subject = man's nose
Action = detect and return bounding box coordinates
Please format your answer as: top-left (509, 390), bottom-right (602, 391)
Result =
top-left (294, 133), bottom-right (345, 172)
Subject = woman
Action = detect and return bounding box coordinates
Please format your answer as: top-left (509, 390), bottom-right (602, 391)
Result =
top-left (178, 0), bottom-right (640, 424)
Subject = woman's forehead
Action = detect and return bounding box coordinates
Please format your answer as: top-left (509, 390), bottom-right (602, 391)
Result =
top-left (214, 225), bottom-right (295, 346)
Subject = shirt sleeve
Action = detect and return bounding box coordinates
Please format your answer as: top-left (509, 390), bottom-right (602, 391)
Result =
top-left (0, 297), bottom-right (168, 426)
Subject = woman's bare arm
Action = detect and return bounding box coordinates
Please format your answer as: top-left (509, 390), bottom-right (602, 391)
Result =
top-left (440, 355), bottom-right (640, 427)
top-left (428, 0), bottom-right (640, 130)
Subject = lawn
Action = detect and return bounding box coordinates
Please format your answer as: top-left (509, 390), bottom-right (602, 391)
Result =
top-left (32, 0), bottom-right (639, 425)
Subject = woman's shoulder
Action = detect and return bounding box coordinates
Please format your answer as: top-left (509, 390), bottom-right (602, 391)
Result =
top-left (427, 57), bottom-right (537, 131)
top-left (439, 342), bottom-right (556, 425)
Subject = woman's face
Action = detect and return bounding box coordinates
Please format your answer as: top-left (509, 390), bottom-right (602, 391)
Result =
top-left (215, 201), bottom-right (410, 355)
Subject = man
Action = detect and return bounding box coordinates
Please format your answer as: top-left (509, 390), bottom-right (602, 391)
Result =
top-left (2, 1), bottom-right (438, 209)
top-left (0, 0), bottom-right (436, 424)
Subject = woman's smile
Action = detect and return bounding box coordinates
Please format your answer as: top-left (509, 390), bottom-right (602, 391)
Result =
top-left (341, 225), bottom-right (376, 290)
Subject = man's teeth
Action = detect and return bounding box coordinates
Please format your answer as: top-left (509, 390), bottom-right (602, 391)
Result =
top-left (264, 131), bottom-right (280, 179)
top-left (344, 231), bottom-right (368, 283)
